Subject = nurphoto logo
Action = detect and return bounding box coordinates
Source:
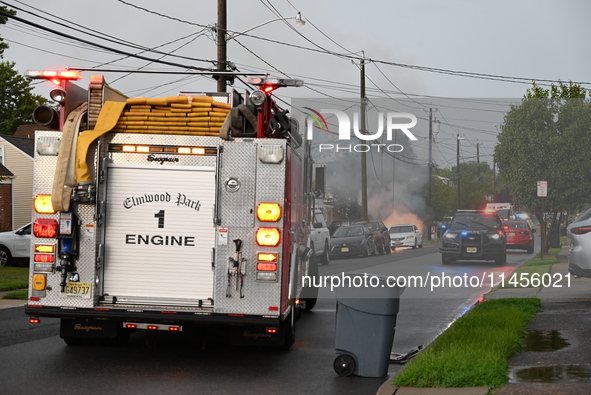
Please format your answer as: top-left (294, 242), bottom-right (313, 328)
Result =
top-left (303, 107), bottom-right (418, 153)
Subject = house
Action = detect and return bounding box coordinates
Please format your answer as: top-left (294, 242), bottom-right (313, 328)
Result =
top-left (0, 128), bottom-right (36, 230)
top-left (0, 164), bottom-right (15, 232)
top-left (0, 133), bottom-right (35, 230)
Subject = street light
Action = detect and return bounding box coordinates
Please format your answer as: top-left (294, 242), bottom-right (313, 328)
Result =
top-left (217, 10), bottom-right (306, 91)
top-left (456, 133), bottom-right (466, 209)
top-left (226, 12), bottom-right (305, 41)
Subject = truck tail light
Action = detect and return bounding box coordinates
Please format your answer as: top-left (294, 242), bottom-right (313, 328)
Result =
top-left (34, 194), bottom-right (55, 214)
top-left (34, 254), bottom-right (55, 263)
top-left (257, 203), bottom-right (281, 222)
top-left (33, 219), bottom-right (58, 238)
top-left (257, 252), bottom-right (278, 262)
top-left (35, 244), bottom-right (55, 253)
top-left (256, 227), bottom-right (280, 246)
top-left (257, 262), bottom-right (277, 271)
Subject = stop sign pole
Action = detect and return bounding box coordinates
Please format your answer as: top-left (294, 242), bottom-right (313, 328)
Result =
top-left (537, 181), bottom-right (547, 259)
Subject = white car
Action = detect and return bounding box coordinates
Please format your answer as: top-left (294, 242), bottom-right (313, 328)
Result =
top-left (567, 207), bottom-right (591, 278)
top-left (389, 224), bottom-right (423, 249)
top-left (0, 223), bottom-right (31, 266)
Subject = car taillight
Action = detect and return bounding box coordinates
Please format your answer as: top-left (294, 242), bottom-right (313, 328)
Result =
top-left (256, 227), bottom-right (281, 246)
top-left (570, 226), bottom-right (591, 235)
top-left (33, 219), bottom-right (58, 238)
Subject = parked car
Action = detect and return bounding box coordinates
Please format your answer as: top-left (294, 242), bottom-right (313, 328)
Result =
top-left (502, 220), bottom-right (535, 253)
top-left (353, 220), bottom-right (391, 255)
top-left (389, 224), bottom-right (423, 249)
top-left (440, 210), bottom-right (506, 265)
top-left (567, 207), bottom-right (591, 277)
top-left (309, 208), bottom-right (331, 265)
top-left (0, 223), bottom-right (31, 267)
top-left (328, 219), bottom-right (356, 236)
top-left (329, 225), bottom-right (377, 259)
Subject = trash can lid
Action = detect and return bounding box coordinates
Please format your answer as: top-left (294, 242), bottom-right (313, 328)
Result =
top-left (335, 274), bottom-right (403, 315)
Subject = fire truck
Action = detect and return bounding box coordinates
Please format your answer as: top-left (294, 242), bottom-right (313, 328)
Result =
top-left (24, 70), bottom-right (318, 349)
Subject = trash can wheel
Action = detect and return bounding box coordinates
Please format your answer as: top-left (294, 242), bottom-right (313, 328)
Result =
top-left (334, 354), bottom-right (356, 377)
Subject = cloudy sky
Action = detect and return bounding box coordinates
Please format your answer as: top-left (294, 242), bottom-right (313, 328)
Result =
top-left (2, 0), bottom-right (590, 169)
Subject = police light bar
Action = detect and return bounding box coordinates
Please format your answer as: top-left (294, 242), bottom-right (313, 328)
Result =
top-left (246, 77), bottom-right (304, 87)
top-left (25, 70), bottom-right (82, 81)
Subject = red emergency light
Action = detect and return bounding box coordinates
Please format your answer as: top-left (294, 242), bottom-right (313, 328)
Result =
top-left (33, 219), bottom-right (58, 238)
top-left (26, 70), bottom-right (82, 85)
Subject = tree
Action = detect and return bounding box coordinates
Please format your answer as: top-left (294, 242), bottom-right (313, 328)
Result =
top-left (436, 161), bottom-right (495, 212)
top-left (494, 82), bottom-right (591, 252)
top-left (0, 6), bottom-right (16, 59)
top-left (0, 61), bottom-right (48, 133)
top-left (431, 173), bottom-right (455, 220)
top-left (0, 6), bottom-right (48, 133)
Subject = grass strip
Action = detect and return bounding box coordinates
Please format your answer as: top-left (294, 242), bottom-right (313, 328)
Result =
top-left (392, 298), bottom-right (541, 388)
top-left (2, 290), bottom-right (27, 300)
top-left (0, 267), bottom-right (28, 292)
top-left (500, 248), bottom-right (560, 288)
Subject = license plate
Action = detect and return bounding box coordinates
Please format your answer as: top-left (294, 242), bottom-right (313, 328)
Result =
top-left (341, 247), bottom-right (349, 252)
top-left (466, 247), bottom-right (477, 253)
top-left (394, 241), bottom-right (402, 245)
top-left (508, 232), bottom-right (515, 236)
top-left (61, 282), bottom-right (91, 298)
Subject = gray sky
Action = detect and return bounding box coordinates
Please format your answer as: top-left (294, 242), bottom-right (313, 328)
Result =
top-left (2, 0), bottom-right (590, 169)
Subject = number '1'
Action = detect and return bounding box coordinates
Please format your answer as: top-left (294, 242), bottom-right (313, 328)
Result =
top-left (154, 210), bottom-right (165, 228)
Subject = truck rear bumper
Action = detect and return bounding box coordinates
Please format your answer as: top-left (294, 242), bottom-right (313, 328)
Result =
top-left (25, 304), bottom-right (279, 326)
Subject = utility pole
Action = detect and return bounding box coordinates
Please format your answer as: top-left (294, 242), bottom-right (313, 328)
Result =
top-left (477, 143), bottom-right (480, 178)
top-left (493, 155), bottom-right (496, 200)
top-left (427, 108), bottom-right (433, 240)
top-left (216, 0), bottom-right (227, 92)
top-left (456, 134), bottom-right (461, 209)
top-left (360, 55), bottom-right (368, 221)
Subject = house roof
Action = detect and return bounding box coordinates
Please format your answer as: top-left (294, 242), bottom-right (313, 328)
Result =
top-left (14, 123), bottom-right (58, 138)
top-left (0, 135), bottom-right (35, 158)
top-left (0, 163), bottom-right (15, 178)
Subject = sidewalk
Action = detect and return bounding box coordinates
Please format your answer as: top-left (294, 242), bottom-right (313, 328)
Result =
top-left (378, 247), bottom-right (591, 395)
top-left (0, 289), bottom-right (27, 310)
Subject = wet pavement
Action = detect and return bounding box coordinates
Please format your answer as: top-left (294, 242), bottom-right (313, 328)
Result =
top-left (379, 247), bottom-right (591, 394)
top-left (489, 249), bottom-right (591, 394)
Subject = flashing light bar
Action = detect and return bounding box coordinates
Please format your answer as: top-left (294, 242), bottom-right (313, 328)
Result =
top-left (246, 77), bottom-right (304, 87)
top-left (26, 70), bottom-right (82, 81)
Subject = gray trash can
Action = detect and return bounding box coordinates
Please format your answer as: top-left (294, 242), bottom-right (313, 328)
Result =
top-left (333, 274), bottom-right (403, 378)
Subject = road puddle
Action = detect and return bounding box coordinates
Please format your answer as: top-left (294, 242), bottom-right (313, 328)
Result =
top-left (522, 330), bottom-right (569, 352)
top-left (510, 365), bottom-right (591, 383)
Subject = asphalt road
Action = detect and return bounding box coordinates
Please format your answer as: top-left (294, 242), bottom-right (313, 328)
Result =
top-left (0, 242), bottom-right (535, 395)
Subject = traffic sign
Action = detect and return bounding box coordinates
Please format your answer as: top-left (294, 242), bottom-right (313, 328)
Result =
top-left (537, 181), bottom-right (547, 197)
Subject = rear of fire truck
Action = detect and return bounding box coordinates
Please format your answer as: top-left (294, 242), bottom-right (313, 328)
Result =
top-left (25, 70), bottom-right (316, 349)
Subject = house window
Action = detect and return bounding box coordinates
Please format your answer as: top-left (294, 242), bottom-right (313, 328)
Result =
top-left (0, 145), bottom-right (4, 165)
